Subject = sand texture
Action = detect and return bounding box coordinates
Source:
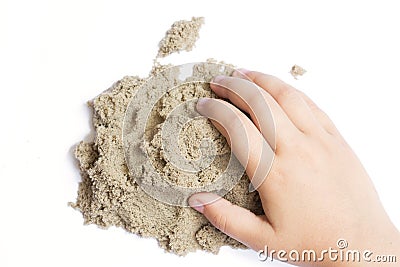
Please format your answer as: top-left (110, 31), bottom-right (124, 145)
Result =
top-left (72, 17), bottom-right (263, 255)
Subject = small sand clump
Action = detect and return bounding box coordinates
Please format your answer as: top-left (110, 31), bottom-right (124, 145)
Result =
top-left (290, 64), bottom-right (307, 79)
top-left (157, 17), bottom-right (204, 58)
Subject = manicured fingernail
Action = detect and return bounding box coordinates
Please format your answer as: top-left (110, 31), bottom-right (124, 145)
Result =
top-left (233, 68), bottom-right (250, 77)
top-left (196, 98), bottom-right (210, 113)
top-left (188, 196), bottom-right (204, 213)
top-left (213, 75), bottom-right (225, 84)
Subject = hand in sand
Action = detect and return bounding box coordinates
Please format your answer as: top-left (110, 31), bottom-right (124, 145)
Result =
top-left (188, 69), bottom-right (400, 266)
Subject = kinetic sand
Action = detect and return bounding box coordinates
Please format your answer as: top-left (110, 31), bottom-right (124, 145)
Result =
top-left (72, 17), bottom-right (263, 255)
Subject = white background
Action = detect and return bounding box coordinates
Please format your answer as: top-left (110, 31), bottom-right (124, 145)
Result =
top-left (1, 1), bottom-right (399, 266)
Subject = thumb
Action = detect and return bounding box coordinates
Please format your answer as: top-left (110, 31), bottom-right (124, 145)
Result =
top-left (188, 192), bottom-right (274, 251)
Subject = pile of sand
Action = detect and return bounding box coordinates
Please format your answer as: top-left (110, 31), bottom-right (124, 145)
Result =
top-left (72, 17), bottom-right (263, 255)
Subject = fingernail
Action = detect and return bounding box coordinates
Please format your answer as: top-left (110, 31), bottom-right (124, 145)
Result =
top-left (188, 196), bottom-right (204, 213)
top-left (233, 68), bottom-right (250, 77)
top-left (188, 193), bottom-right (220, 213)
top-left (213, 75), bottom-right (225, 84)
top-left (196, 98), bottom-right (210, 114)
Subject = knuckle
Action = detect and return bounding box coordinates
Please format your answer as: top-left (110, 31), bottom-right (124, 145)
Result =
top-left (264, 164), bottom-right (287, 191)
top-left (213, 213), bottom-right (228, 233)
top-left (306, 99), bottom-right (322, 113)
top-left (318, 109), bottom-right (331, 121)
top-left (297, 90), bottom-right (323, 113)
top-left (251, 72), bottom-right (271, 86)
top-left (275, 86), bottom-right (298, 102)
top-left (244, 70), bottom-right (259, 81)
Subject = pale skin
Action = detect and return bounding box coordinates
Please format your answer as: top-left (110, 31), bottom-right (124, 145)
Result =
top-left (188, 69), bottom-right (400, 266)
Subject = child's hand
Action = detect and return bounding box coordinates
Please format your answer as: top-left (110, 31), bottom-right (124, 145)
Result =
top-left (188, 69), bottom-right (400, 266)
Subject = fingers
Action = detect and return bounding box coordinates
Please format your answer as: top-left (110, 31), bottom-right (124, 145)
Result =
top-left (294, 89), bottom-right (340, 136)
top-left (231, 70), bottom-right (323, 134)
top-left (188, 192), bottom-right (274, 251)
top-left (196, 98), bottom-right (274, 193)
top-left (211, 76), bottom-right (296, 149)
